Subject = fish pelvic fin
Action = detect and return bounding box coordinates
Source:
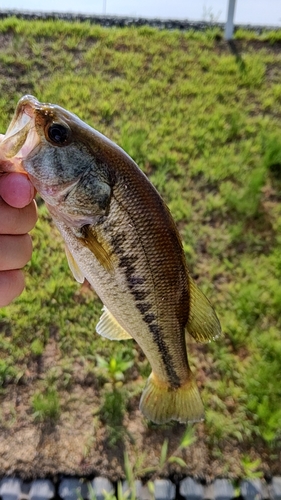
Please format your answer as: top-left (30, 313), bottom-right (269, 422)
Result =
top-left (139, 372), bottom-right (204, 424)
top-left (186, 278), bottom-right (221, 343)
top-left (65, 244), bottom-right (85, 283)
top-left (96, 306), bottom-right (132, 340)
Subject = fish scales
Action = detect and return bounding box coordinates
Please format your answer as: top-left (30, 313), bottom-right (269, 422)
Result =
top-left (53, 177), bottom-right (189, 389)
top-left (109, 168), bottom-right (190, 383)
top-left (0, 95), bottom-right (221, 424)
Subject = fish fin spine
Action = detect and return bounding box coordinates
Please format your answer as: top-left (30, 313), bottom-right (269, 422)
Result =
top-left (96, 306), bottom-right (132, 340)
top-left (186, 278), bottom-right (221, 343)
top-left (65, 244), bottom-right (85, 283)
top-left (140, 371), bottom-right (204, 424)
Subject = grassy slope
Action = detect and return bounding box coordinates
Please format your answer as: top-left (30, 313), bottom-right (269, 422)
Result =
top-left (0, 18), bottom-right (281, 479)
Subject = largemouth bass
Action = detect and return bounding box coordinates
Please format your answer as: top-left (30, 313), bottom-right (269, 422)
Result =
top-left (0, 95), bottom-right (221, 424)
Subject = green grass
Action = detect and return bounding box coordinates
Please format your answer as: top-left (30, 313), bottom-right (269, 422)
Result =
top-left (32, 387), bottom-right (61, 422)
top-left (0, 18), bottom-right (281, 478)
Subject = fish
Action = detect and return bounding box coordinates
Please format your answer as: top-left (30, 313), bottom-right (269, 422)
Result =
top-left (0, 95), bottom-right (221, 424)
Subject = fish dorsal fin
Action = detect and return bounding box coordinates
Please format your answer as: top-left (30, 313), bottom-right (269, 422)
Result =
top-left (96, 306), bottom-right (132, 340)
top-left (65, 244), bottom-right (85, 283)
top-left (186, 278), bottom-right (221, 343)
top-left (80, 225), bottom-right (113, 272)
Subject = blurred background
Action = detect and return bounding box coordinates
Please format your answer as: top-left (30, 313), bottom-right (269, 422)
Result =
top-left (0, 0), bottom-right (280, 27)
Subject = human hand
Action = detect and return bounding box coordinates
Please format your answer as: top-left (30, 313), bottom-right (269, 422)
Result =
top-left (0, 171), bottom-right (37, 306)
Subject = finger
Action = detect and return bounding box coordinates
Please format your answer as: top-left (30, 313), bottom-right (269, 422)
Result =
top-left (0, 198), bottom-right (37, 235)
top-left (0, 269), bottom-right (25, 307)
top-left (0, 234), bottom-right (32, 271)
top-left (0, 172), bottom-right (35, 208)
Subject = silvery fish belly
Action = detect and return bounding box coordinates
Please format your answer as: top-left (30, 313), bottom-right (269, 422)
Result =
top-left (0, 95), bottom-right (221, 424)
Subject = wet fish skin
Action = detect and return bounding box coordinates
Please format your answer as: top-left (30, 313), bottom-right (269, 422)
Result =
top-left (0, 95), bottom-right (221, 424)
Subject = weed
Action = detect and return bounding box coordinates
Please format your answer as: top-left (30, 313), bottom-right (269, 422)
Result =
top-left (246, 327), bottom-right (281, 443)
top-left (100, 387), bottom-right (127, 446)
top-left (240, 455), bottom-right (263, 479)
top-left (0, 359), bottom-right (17, 386)
top-left (127, 427), bottom-right (197, 479)
top-left (31, 387), bottom-right (61, 422)
top-left (30, 338), bottom-right (44, 357)
top-left (262, 132), bottom-right (281, 179)
top-left (96, 352), bottom-right (134, 384)
top-left (82, 484), bottom-right (116, 500)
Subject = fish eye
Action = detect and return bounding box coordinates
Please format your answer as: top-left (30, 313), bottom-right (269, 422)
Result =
top-left (47, 122), bottom-right (71, 145)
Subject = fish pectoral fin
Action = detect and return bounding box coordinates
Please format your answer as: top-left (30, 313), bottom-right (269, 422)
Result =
top-left (96, 306), bottom-right (132, 340)
top-left (80, 225), bottom-right (113, 272)
top-left (65, 244), bottom-right (85, 283)
top-left (186, 278), bottom-right (221, 343)
top-left (140, 372), bottom-right (204, 424)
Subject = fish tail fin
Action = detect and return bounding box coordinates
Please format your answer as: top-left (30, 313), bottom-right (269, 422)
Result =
top-left (139, 372), bottom-right (204, 424)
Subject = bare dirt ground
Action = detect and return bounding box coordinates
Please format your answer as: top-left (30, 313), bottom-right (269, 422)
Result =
top-left (0, 336), bottom-right (279, 481)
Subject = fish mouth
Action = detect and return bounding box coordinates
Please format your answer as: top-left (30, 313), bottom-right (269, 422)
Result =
top-left (0, 95), bottom-right (41, 170)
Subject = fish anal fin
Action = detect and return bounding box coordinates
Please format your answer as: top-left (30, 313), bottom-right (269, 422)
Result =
top-left (80, 225), bottom-right (113, 272)
top-left (140, 371), bottom-right (204, 424)
top-left (65, 244), bottom-right (85, 283)
top-left (96, 306), bottom-right (132, 341)
top-left (186, 278), bottom-right (221, 343)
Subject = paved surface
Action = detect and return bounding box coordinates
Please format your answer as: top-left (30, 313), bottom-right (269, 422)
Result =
top-left (0, 477), bottom-right (281, 500)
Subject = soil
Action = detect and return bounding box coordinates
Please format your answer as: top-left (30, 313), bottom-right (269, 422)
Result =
top-left (0, 336), bottom-right (279, 481)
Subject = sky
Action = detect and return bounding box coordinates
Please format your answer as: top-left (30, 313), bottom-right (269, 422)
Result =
top-left (0, 0), bottom-right (280, 27)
